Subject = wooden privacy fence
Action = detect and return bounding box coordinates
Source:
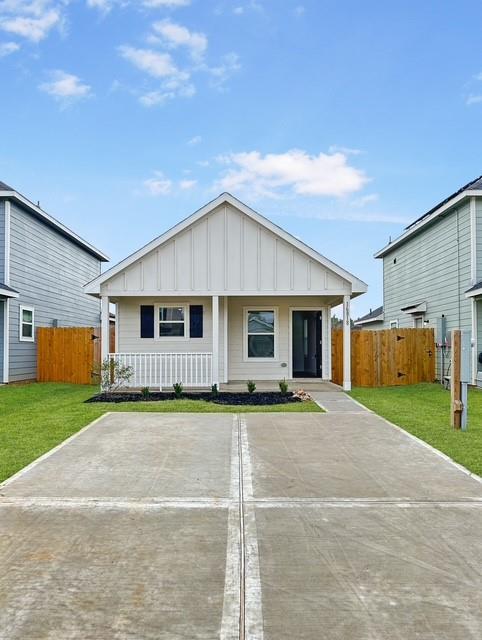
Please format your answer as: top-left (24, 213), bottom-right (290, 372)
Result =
top-left (37, 326), bottom-right (114, 385)
top-left (332, 328), bottom-right (436, 387)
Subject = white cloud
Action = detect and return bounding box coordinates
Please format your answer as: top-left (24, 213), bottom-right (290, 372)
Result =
top-left (328, 144), bottom-right (362, 156)
top-left (215, 149), bottom-right (368, 198)
top-left (293, 5), bottom-right (305, 16)
top-left (179, 179), bottom-right (197, 190)
top-left (208, 52), bottom-right (241, 87)
top-left (143, 171), bottom-right (172, 195)
top-left (152, 19), bottom-right (207, 62)
top-left (352, 193), bottom-right (379, 207)
top-left (466, 94), bottom-right (482, 106)
top-left (39, 70), bottom-right (92, 103)
top-left (143, 0), bottom-right (190, 6)
top-left (0, 6), bottom-right (61, 42)
top-left (0, 40), bottom-right (19, 55)
top-left (233, 6), bottom-right (243, 14)
top-left (119, 45), bottom-right (181, 78)
top-left (188, 135), bottom-right (202, 145)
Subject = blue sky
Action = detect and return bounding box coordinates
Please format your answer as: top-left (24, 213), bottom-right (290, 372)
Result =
top-left (1, 0), bottom-right (482, 317)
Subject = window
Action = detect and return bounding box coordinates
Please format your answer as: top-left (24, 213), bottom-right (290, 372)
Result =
top-left (389, 319), bottom-right (399, 329)
top-left (413, 316), bottom-right (423, 328)
top-left (245, 309), bottom-right (277, 359)
top-left (159, 306), bottom-right (186, 337)
top-left (19, 306), bottom-right (35, 342)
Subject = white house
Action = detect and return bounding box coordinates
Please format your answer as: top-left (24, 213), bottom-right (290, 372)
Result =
top-left (85, 193), bottom-right (367, 391)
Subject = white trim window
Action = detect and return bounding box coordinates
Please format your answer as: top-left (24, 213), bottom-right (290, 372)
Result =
top-left (389, 319), bottom-right (399, 329)
top-left (413, 316), bottom-right (424, 328)
top-left (19, 305), bottom-right (35, 342)
top-left (158, 305), bottom-right (187, 338)
top-left (244, 308), bottom-right (278, 360)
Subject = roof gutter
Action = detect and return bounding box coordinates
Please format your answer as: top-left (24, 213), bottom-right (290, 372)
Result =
top-left (374, 190), bottom-right (482, 259)
top-left (0, 190), bottom-right (109, 262)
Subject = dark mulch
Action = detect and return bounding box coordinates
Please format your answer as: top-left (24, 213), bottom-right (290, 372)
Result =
top-left (85, 391), bottom-right (301, 405)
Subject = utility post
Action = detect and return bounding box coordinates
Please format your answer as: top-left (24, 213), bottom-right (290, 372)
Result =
top-left (451, 329), bottom-right (470, 430)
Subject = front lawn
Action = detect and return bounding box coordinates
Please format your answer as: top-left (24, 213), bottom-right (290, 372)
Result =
top-left (351, 383), bottom-right (482, 476)
top-left (0, 383), bottom-right (321, 483)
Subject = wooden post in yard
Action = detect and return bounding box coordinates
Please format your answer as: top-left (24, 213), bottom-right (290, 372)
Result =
top-left (451, 329), bottom-right (462, 429)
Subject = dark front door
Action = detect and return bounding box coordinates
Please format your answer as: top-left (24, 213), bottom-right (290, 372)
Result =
top-left (292, 310), bottom-right (321, 378)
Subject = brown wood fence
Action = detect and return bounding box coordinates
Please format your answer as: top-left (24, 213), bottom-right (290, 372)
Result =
top-left (332, 328), bottom-right (436, 387)
top-left (37, 325), bottom-right (115, 385)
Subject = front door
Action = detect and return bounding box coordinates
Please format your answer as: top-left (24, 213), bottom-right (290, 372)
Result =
top-left (292, 310), bottom-right (321, 378)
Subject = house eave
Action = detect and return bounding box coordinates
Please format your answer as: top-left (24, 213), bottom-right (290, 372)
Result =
top-left (354, 314), bottom-right (384, 326)
top-left (0, 190), bottom-right (109, 262)
top-left (374, 190), bottom-right (482, 258)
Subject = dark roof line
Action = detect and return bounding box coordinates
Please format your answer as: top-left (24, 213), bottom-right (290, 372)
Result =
top-left (355, 305), bottom-right (383, 323)
top-left (406, 175), bottom-right (482, 230)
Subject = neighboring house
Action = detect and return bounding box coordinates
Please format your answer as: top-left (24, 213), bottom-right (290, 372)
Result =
top-left (0, 181), bottom-right (108, 383)
top-left (354, 305), bottom-right (384, 329)
top-left (373, 175), bottom-right (482, 383)
top-left (85, 193), bottom-right (367, 390)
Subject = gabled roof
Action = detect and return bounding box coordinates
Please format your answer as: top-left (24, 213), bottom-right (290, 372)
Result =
top-left (375, 175), bottom-right (482, 258)
top-left (84, 192), bottom-right (368, 295)
top-left (354, 305), bottom-right (384, 326)
top-left (0, 181), bottom-right (109, 262)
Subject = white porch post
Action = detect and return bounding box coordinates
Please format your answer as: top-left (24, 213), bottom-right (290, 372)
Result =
top-left (321, 306), bottom-right (331, 381)
top-left (101, 295), bottom-right (110, 361)
top-left (223, 296), bottom-right (229, 383)
top-left (343, 294), bottom-right (351, 391)
top-left (212, 295), bottom-right (219, 386)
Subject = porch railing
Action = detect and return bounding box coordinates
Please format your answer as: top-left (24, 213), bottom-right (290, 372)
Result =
top-left (109, 352), bottom-right (213, 389)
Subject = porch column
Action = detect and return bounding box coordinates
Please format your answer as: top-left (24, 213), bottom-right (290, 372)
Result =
top-left (212, 295), bottom-right (219, 386)
top-left (321, 306), bottom-right (331, 381)
top-left (342, 294), bottom-right (351, 391)
top-left (223, 296), bottom-right (229, 383)
top-left (101, 295), bottom-right (110, 362)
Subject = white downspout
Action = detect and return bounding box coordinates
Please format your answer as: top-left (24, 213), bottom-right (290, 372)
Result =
top-left (3, 200), bottom-right (11, 384)
top-left (470, 196), bottom-right (477, 384)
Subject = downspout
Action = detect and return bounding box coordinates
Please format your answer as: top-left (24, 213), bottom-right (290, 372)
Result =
top-left (470, 196), bottom-right (478, 384)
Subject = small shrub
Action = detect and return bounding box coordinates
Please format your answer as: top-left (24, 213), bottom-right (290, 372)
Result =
top-left (140, 386), bottom-right (150, 400)
top-left (211, 383), bottom-right (219, 397)
top-left (98, 358), bottom-right (133, 393)
top-left (247, 380), bottom-right (256, 394)
top-left (279, 378), bottom-right (289, 396)
top-left (173, 382), bottom-right (183, 398)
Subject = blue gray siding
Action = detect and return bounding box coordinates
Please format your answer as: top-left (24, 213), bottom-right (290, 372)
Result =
top-left (8, 202), bottom-right (101, 382)
top-left (382, 201), bottom-right (472, 378)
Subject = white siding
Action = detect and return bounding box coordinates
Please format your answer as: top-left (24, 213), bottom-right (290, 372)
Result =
top-left (102, 204), bottom-right (351, 297)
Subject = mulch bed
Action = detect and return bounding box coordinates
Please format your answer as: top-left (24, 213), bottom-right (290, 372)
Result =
top-left (85, 391), bottom-right (302, 406)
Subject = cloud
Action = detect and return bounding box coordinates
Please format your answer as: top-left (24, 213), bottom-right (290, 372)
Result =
top-left (188, 135), bottom-right (201, 145)
top-left (143, 171), bottom-right (172, 195)
top-left (328, 144), bottom-right (362, 156)
top-left (0, 40), bottom-right (19, 55)
top-left (39, 70), bottom-right (92, 103)
top-left (466, 94), bottom-right (482, 106)
top-left (208, 52), bottom-right (241, 87)
top-left (0, 4), bottom-right (61, 42)
top-left (151, 19), bottom-right (207, 62)
top-left (179, 179), bottom-right (197, 190)
top-left (352, 193), bottom-right (379, 207)
top-left (142, 0), bottom-right (190, 6)
top-left (293, 5), bottom-right (305, 16)
top-left (215, 149), bottom-right (368, 198)
top-left (119, 45), bottom-right (182, 78)
top-left (274, 207), bottom-right (409, 225)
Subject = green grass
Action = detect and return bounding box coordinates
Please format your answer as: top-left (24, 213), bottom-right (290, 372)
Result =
top-left (0, 383), bottom-right (321, 483)
top-left (350, 383), bottom-right (482, 476)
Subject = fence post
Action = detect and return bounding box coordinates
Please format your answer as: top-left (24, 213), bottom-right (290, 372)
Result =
top-left (451, 330), bottom-right (462, 429)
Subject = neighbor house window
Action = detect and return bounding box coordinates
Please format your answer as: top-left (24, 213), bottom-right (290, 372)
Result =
top-left (245, 309), bottom-right (277, 359)
top-left (19, 306), bottom-right (35, 342)
top-left (389, 319), bottom-right (399, 329)
top-left (413, 316), bottom-right (423, 328)
top-left (159, 306), bottom-right (186, 337)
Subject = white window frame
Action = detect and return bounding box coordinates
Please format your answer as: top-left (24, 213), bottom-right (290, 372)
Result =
top-left (389, 319), bottom-right (399, 329)
top-left (156, 303), bottom-right (189, 341)
top-left (243, 306), bottom-right (279, 362)
top-left (19, 305), bottom-right (35, 342)
top-left (413, 315), bottom-right (424, 328)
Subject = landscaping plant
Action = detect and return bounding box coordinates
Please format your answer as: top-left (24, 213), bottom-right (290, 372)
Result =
top-left (173, 382), bottom-right (184, 398)
top-left (247, 380), bottom-right (256, 394)
top-left (211, 383), bottom-right (219, 397)
top-left (279, 378), bottom-right (289, 396)
top-left (98, 358), bottom-right (133, 393)
top-left (140, 386), bottom-right (150, 400)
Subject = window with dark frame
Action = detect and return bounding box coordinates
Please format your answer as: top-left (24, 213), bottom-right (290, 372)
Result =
top-left (247, 310), bottom-right (275, 358)
top-left (159, 306), bottom-right (185, 337)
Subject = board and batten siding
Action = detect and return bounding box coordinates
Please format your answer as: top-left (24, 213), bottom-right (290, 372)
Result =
top-left (8, 202), bottom-right (102, 382)
top-left (102, 203), bottom-right (351, 297)
top-left (382, 201), bottom-right (472, 378)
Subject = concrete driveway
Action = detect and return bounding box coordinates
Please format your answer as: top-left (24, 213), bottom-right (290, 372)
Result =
top-left (0, 400), bottom-right (481, 639)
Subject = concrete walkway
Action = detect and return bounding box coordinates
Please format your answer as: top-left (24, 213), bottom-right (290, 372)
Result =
top-left (0, 408), bottom-right (481, 639)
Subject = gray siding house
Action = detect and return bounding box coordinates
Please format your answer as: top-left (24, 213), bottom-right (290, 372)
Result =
top-left (372, 175), bottom-right (482, 383)
top-left (0, 181), bottom-right (108, 383)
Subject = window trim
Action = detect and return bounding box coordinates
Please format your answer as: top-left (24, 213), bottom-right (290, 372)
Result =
top-left (389, 319), bottom-right (399, 329)
top-left (19, 305), bottom-right (35, 343)
top-left (156, 304), bottom-right (189, 341)
top-left (243, 306), bottom-right (279, 362)
top-left (413, 315), bottom-right (424, 328)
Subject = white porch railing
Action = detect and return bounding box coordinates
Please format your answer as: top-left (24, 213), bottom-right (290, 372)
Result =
top-left (109, 353), bottom-right (213, 389)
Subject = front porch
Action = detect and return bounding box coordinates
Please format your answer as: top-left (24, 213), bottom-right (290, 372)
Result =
top-left (102, 294), bottom-right (353, 391)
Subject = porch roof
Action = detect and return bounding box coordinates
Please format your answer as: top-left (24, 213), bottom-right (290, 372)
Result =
top-left (0, 283), bottom-right (19, 298)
